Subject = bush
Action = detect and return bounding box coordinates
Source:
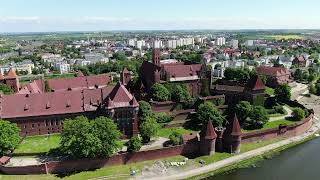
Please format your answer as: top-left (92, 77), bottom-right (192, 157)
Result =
top-left (292, 108), bottom-right (305, 121)
top-left (169, 131), bottom-right (183, 146)
top-left (273, 105), bottom-right (285, 114)
top-left (196, 102), bottom-right (224, 127)
top-left (243, 106), bottom-right (269, 130)
top-left (155, 112), bottom-right (173, 123)
top-left (127, 136), bottom-right (142, 152)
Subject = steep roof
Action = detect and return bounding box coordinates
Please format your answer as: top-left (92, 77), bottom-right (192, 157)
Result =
top-left (107, 82), bottom-right (138, 108)
top-left (5, 68), bottom-right (18, 79)
top-left (246, 76), bottom-right (266, 91)
top-left (225, 114), bottom-right (242, 137)
top-left (201, 120), bottom-right (217, 140)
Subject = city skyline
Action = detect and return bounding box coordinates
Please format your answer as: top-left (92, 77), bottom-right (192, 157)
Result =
top-left (1, 0), bottom-right (320, 32)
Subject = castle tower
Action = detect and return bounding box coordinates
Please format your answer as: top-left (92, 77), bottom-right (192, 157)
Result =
top-left (120, 68), bottom-right (132, 86)
top-left (152, 48), bottom-right (161, 66)
top-left (4, 68), bottom-right (20, 93)
top-left (200, 120), bottom-right (217, 156)
top-left (153, 69), bottom-right (161, 83)
top-left (223, 114), bottom-right (242, 153)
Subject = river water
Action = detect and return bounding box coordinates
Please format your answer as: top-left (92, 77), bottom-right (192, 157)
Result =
top-left (207, 137), bottom-right (320, 180)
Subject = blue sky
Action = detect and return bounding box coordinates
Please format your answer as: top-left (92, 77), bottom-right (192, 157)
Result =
top-left (0, 0), bottom-right (320, 32)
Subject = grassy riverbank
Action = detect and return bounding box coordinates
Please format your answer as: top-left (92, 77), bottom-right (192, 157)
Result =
top-left (189, 134), bottom-right (319, 180)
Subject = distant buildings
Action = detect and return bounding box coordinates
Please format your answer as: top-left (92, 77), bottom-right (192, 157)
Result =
top-left (216, 37), bottom-right (226, 46)
top-left (0, 60), bottom-right (34, 75)
top-left (231, 39), bottom-right (239, 49)
top-left (54, 62), bottom-right (71, 74)
top-left (292, 55), bottom-right (310, 67)
top-left (245, 40), bottom-right (254, 47)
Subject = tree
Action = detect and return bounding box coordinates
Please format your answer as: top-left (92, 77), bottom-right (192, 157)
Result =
top-left (0, 84), bottom-right (14, 95)
top-left (169, 131), bottom-right (183, 146)
top-left (196, 102), bottom-right (224, 127)
top-left (127, 136), bottom-right (142, 152)
top-left (138, 101), bottom-right (153, 122)
top-left (171, 84), bottom-right (191, 102)
top-left (293, 69), bottom-right (303, 81)
top-left (151, 83), bottom-right (170, 102)
top-left (292, 108), bottom-right (305, 121)
top-left (60, 116), bottom-right (122, 158)
top-left (155, 112), bottom-right (173, 123)
top-left (274, 84), bottom-right (291, 103)
top-left (92, 117), bottom-right (122, 157)
top-left (243, 106), bottom-right (269, 130)
top-left (139, 116), bottom-right (160, 143)
top-left (235, 101), bottom-right (253, 124)
top-left (0, 120), bottom-right (20, 156)
top-left (310, 84), bottom-right (317, 95)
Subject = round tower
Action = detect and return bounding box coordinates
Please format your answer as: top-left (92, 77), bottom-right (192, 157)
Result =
top-left (200, 120), bottom-right (217, 156)
top-left (223, 114), bottom-right (242, 153)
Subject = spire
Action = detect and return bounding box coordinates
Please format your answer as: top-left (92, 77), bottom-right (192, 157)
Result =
top-left (247, 75), bottom-right (266, 91)
top-left (107, 96), bottom-right (114, 108)
top-left (201, 120), bottom-right (217, 140)
top-left (6, 68), bottom-right (18, 79)
top-left (225, 114), bottom-right (242, 136)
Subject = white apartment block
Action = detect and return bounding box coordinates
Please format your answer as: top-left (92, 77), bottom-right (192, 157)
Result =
top-left (216, 37), bottom-right (226, 46)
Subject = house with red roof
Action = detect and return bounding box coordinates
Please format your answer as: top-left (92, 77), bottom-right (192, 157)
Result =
top-left (211, 75), bottom-right (266, 106)
top-left (140, 49), bottom-right (204, 96)
top-left (292, 55), bottom-right (309, 67)
top-left (256, 66), bottom-right (292, 87)
top-left (0, 81), bottom-right (139, 137)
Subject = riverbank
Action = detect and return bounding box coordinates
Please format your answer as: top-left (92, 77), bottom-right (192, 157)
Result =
top-left (148, 114), bottom-right (320, 180)
top-left (190, 132), bottom-right (319, 180)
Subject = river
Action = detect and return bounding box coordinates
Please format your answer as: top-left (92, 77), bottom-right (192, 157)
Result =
top-left (207, 137), bottom-right (320, 180)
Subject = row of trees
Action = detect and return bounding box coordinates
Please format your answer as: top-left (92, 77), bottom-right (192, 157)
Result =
top-left (224, 68), bottom-right (256, 83)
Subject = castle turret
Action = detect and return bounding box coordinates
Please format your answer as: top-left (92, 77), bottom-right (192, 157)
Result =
top-left (200, 120), bottom-right (217, 156)
top-left (223, 114), bottom-right (242, 153)
top-left (153, 69), bottom-right (161, 83)
top-left (4, 68), bottom-right (20, 93)
top-left (120, 68), bottom-right (132, 86)
top-left (152, 48), bottom-right (161, 66)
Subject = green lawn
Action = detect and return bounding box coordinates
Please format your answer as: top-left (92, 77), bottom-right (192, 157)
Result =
top-left (242, 119), bottom-right (297, 133)
top-left (14, 134), bottom-right (61, 154)
top-left (158, 127), bottom-right (195, 138)
top-left (265, 87), bottom-right (275, 96)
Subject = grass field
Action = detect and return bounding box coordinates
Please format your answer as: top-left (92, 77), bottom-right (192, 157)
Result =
top-left (265, 35), bottom-right (305, 40)
top-left (242, 119), bottom-right (297, 133)
top-left (14, 134), bottom-right (61, 153)
top-left (157, 127), bottom-right (195, 138)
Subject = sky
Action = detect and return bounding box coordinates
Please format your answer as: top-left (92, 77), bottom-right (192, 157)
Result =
top-left (1, 0), bottom-right (320, 32)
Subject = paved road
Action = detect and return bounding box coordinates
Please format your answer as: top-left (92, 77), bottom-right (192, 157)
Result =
top-left (269, 106), bottom-right (293, 122)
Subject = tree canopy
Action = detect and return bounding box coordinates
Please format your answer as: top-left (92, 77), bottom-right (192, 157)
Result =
top-left (224, 68), bottom-right (256, 83)
top-left (0, 120), bottom-right (20, 156)
top-left (243, 106), bottom-right (269, 130)
top-left (196, 102), bottom-right (224, 127)
top-left (151, 83), bottom-right (170, 102)
top-left (0, 84), bottom-right (14, 95)
top-left (127, 136), bottom-right (142, 152)
top-left (139, 116), bottom-right (160, 143)
top-left (138, 101), bottom-right (153, 122)
top-left (274, 84), bottom-right (291, 103)
top-left (60, 116), bottom-right (122, 158)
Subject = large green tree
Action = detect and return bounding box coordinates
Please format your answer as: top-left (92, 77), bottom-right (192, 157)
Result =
top-left (60, 116), bottom-right (122, 158)
top-left (139, 116), bottom-right (160, 143)
top-left (0, 84), bottom-right (14, 95)
top-left (196, 102), bottom-right (224, 127)
top-left (138, 101), bottom-right (153, 122)
top-left (275, 84), bottom-right (291, 103)
top-left (243, 106), bottom-right (269, 130)
top-left (151, 83), bottom-right (170, 102)
top-left (171, 84), bottom-right (191, 102)
top-left (235, 101), bottom-right (253, 124)
top-left (0, 120), bottom-right (20, 156)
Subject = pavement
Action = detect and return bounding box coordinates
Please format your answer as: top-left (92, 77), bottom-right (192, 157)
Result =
top-left (269, 106), bottom-right (293, 122)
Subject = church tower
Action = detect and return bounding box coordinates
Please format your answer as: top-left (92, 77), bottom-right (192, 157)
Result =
top-left (152, 48), bottom-right (161, 66)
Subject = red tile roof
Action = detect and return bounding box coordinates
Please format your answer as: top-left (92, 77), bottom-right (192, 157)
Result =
top-left (0, 156), bottom-right (11, 165)
top-left (247, 76), bottom-right (266, 91)
top-left (107, 82), bottom-right (138, 108)
top-left (256, 66), bottom-right (290, 77)
top-left (225, 114), bottom-right (242, 136)
top-left (5, 68), bottom-right (18, 79)
top-left (162, 63), bottom-right (202, 78)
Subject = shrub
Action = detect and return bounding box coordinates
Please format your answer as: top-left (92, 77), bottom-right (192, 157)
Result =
top-left (140, 116), bottom-right (160, 143)
top-left (155, 112), bottom-right (173, 123)
top-left (243, 106), bottom-right (269, 130)
top-left (292, 108), bottom-right (305, 121)
top-left (273, 105), bottom-right (285, 114)
top-left (169, 131), bottom-right (183, 146)
top-left (127, 136), bottom-right (142, 152)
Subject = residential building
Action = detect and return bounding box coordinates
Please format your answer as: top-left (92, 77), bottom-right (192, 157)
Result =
top-left (216, 37), bottom-right (226, 46)
top-left (256, 66), bottom-right (292, 87)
